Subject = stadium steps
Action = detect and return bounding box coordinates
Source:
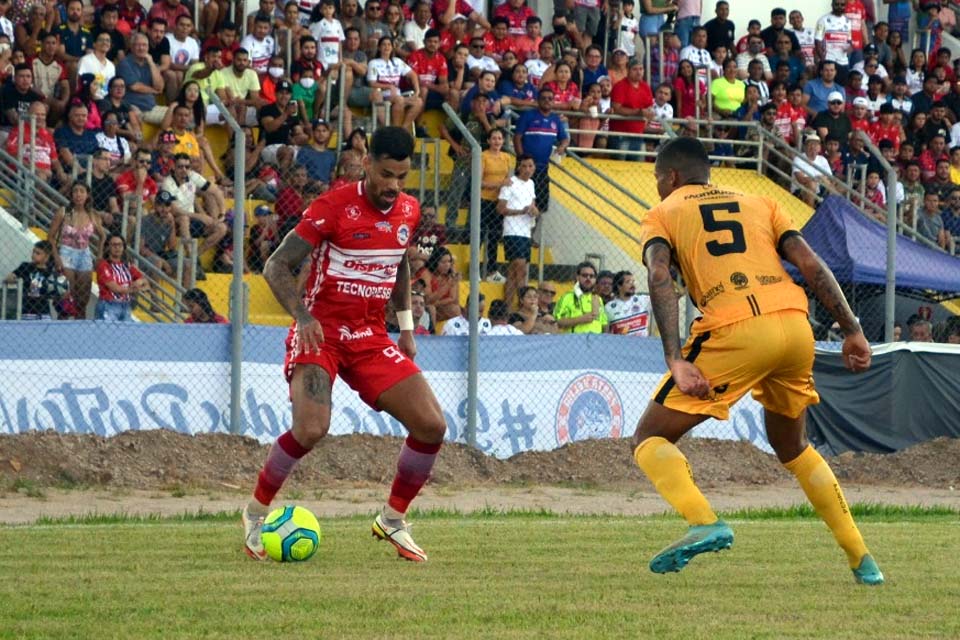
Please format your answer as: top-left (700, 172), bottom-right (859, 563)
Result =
top-left (550, 160), bottom-right (815, 266)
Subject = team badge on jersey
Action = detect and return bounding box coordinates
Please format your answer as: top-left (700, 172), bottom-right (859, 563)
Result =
top-left (401, 201), bottom-right (413, 218)
top-left (555, 373), bottom-right (624, 445)
top-left (346, 205), bottom-right (361, 220)
top-left (396, 223), bottom-right (410, 245)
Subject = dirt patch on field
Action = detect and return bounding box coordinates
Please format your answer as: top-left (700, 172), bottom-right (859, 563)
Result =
top-left (1, 430), bottom-right (958, 492)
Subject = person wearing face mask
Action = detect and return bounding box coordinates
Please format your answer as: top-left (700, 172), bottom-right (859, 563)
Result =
top-left (542, 15), bottom-right (582, 62)
top-left (261, 54), bottom-right (287, 102)
top-left (292, 66), bottom-right (322, 119)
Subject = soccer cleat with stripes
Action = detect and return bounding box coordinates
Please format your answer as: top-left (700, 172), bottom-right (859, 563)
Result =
top-left (649, 521), bottom-right (734, 574)
top-left (372, 513), bottom-right (428, 562)
top-left (852, 554), bottom-right (884, 586)
top-left (242, 505), bottom-right (268, 561)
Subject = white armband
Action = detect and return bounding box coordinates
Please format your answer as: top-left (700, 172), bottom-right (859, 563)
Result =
top-left (397, 309), bottom-right (415, 331)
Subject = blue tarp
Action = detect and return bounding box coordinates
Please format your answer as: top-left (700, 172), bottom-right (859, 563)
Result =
top-left (795, 195), bottom-right (960, 297)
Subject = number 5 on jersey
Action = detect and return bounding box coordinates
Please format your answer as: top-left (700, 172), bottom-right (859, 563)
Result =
top-left (699, 202), bottom-right (746, 256)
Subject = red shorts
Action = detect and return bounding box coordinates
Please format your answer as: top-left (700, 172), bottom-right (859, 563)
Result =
top-left (283, 326), bottom-right (421, 408)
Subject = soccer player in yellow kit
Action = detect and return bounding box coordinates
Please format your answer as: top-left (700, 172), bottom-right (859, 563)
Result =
top-left (633, 137), bottom-right (884, 585)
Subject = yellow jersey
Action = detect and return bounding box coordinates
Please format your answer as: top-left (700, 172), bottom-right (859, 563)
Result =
top-left (640, 183), bottom-right (809, 332)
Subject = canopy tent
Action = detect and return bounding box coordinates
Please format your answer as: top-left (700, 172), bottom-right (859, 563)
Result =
top-left (794, 196), bottom-right (960, 300)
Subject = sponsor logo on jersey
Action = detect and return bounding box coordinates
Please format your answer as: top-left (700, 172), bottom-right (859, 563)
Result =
top-left (345, 205), bottom-right (361, 220)
top-left (343, 259), bottom-right (398, 276)
top-left (312, 218), bottom-right (326, 228)
top-left (730, 272), bottom-right (749, 290)
top-left (338, 325), bottom-right (374, 341)
top-left (699, 282), bottom-right (725, 307)
top-left (353, 232), bottom-right (371, 239)
top-left (335, 281), bottom-right (393, 298)
top-left (396, 223), bottom-right (410, 245)
top-left (555, 373), bottom-right (624, 445)
top-left (375, 221), bottom-right (393, 233)
top-left (756, 274), bottom-right (783, 285)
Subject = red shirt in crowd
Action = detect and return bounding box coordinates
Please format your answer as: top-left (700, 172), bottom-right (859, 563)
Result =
top-left (494, 3), bottom-right (535, 37)
top-left (275, 186), bottom-right (306, 226)
top-left (5, 126), bottom-right (56, 171)
top-left (407, 48), bottom-right (449, 86)
top-left (116, 169), bottom-right (159, 201)
top-left (96, 259), bottom-right (144, 303)
top-left (869, 121), bottom-right (902, 150)
top-left (610, 78), bottom-right (654, 134)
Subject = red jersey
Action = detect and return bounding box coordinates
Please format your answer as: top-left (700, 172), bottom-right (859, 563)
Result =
top-left (850, 115), bottom-right (871, 135)
top-left (843, 0), bottom-right (866, 50)
top-left (775, 101), bottom-right (804, 143)
top-left (483, 32), bottom-right (519, 59)
top-left (116, 170), bottom-right (158, 201)
top-left (610, 79), bottom-right (653, 134)
top-left (294, 181), bottom-right (421, 331)
top-left (494, 3), bottom-right (535, 37)
top-left (439, 29), bottom-right (468, 55)
top-left (542, 80), bottom-right (580, 106)
top-left (432, 0), bottom-right (473, 23)
top-left (96, 259), bottom-right (144, 303)
top-left (5, 126), bottom-right (56, 171)
top-left (407, 49), bottom-right (448, 85)
top-left (869, 121), bottom-right (901, 150)
top-left (202, 35), bottom-right (240, 66)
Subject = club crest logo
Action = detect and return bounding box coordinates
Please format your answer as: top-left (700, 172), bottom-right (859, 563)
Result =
top-left (345, 204), bottom-right (361, 220)
top-left (555, 373), bottom-right (624, 445)
top-left (401, 201), bottom-right (413, 217)
top-left (396, 223), bottom-right (410, 245)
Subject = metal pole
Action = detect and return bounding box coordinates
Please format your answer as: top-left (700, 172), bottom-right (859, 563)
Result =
top-left (433, 139), bottom-right (440, 211)
top-left (133, 197), bottom-right (144, 264)
top-left (658, 30), bottom-right (664, 86)
top-left (337, 62), bottom-right (347, 159)
top-left (323, 69), bottom-right (334, 122)
top-left (120, 197), bottom-right (130, 241)
top-left (209, 91), bottom-right (246, 434)
top-left (644, 35), bottom-right (651, 86)
top-left (442, 103), bottom-right (480, 448)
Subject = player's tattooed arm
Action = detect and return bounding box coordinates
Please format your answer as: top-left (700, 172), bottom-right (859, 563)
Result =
top-left (780, 234), bottom-right (861, 335)
top-left (391, 253), bottom-right (412, 313)
top-left (644, 241), bottom-right (683, 363)
top-left (264, 231), bottom-right (314, 325)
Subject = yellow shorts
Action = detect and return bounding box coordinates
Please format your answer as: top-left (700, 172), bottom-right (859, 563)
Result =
top-left (652, 309), bottom-right (819, 420)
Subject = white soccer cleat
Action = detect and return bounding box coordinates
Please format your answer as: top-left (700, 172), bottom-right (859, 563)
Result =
top-left (372, 513), bottom-right (428, 562)
top-left (242, 505), bottom-right (268, 561)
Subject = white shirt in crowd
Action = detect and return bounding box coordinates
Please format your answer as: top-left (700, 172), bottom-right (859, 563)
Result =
top-left (367, 56), bottom-right (412, 88)
top-left (487, 323), bottom-right (524, 335)
top-left (467, 54), bottom-right (500, 75)
top-left (442, 316), bottom-right (492, 335)
top-left (310, 18), bottom-right (344, 66)
top-left (814, 13), bottom-right (852, 66)
top-left (617, 14), bottom-right (639, 58)
top-left (161, 170), bottom-right (209, 212)
top-left (646, 101), bottom-right (674, 134)
top-left (788, 26), bottom-right (816, 67)
top-left (498, 174), bottom-right (537, 238)
top-left (239, 33), bottom-right (276, 75)
top-left (791, 153), bottom-right (832, 193)
top-left (166, 33), bottom-right (201, 67)
top-left (403, 20), bottom-right (430, 51)
top-left (77, 54), bottom-right (115, 100)
top-left (525, 58), bottom-right (550, 86)
top-left (605, 294), bottom-right (652, 336)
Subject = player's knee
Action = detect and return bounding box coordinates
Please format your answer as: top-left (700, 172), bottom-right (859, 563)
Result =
top-left (293, 420), bottom-right (329, 447)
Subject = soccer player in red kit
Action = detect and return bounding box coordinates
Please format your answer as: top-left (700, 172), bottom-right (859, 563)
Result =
top-left (242, 127), bottom-right (447, 563)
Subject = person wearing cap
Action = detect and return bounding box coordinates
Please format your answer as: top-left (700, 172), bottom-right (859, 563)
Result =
top-left (139, 189), bottom-right (180, 280)
top-left (792, 134), bottom-right (833, 205)
top-left (258, 78), bottom-right (300, 166)
top-left (812, 90), bottom-right (853, 142)
top-left (849, 95), bottom-right (871, 133)
top-left (248, 203), bottom-right (280, 273)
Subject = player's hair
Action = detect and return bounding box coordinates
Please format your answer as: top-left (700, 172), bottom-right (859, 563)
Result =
top-left (369, 126), bottom-right (414, 162)
top-left (488, 299), bottom-right (510, 321)
top-left (655, 137), bottom-right (710, 184)
top-left (612, 270), bottom-right (632, 296)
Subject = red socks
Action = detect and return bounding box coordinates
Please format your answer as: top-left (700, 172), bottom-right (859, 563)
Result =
top-left (387, 436), bottom-right (442, 514)
top-left (252, 430), bottom-right (311, 507)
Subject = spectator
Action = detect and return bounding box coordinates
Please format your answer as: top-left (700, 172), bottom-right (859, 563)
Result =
top-left (918, 132), bottom-right (948, 182)
top-left (184, 47), bottom-right (228, 124)
top-left (95, 233), bottom-right (147, 321)
top-left (674, 0), bottom-right (701, 48)
top-left (407, 204), bottom-right (446, 276)
top-left (3, 240), bottom-right (62, 320)
top-left (247, 203), bottom-right (280, 273)
top-left (160, 153), bottom-right (227, 279)
top-left (147, 0), bottom-right (191, 31)
top-left (359, 0), bottom-right (390, 57)
top-left (409, 28), bottom-right (449, 112)
top-left (813, 90), bottom-right (853, 142)
top-left (769, 33), bottom-right (805, 86)
top-left (604, 270), bottom-right (652, 335)
top-left (911, 71), bottom-right (939, 118)
top-left (909, 318), bottom-right (934, 341)
top-left (164, 14), bottom-right (200, 102)
top-left (48, 181), bottom-right (105, 319)
top-left (275, 164), bottom-right (309, 237)
top-left (257, 78), bottom-right (300, 169)
top-left (791, 133), bottom-right (833, 206)
top-left (31, 30), bottom-right (70, 127)
top-left (420, 245), bottom-right (461, 322)
top-left (638, 0), bottom-right (675, 38)
top-left (761, 7), bottom-right (799, 53)
top-left (5, 102), bottom-right (66, 184)
top-left (203, 21), bottom-right (240, 67)
top-left (338, 0), bottom-right (363, 31)
top-left (610, 60), bottom-right (654, 159)
top-left (78, 31), bottom-right (116, 101)
top-left (928, 158), bottom-right (954, 201)
top-left (736, 33), bottom-right (771, 81)
top-left (915, 188), bottom-right (949, 249)
top-left (440, 292), bottom-right (492, 335)
top-left (297, 118), bottom-right (336, 185)
top-left (610, 0), bottom-right (638, 60)
top-left (95, 113), bottom-right (132, 173)
top-left (150, 128), bottom-right (178, 182)
top-left (497, 153), bottom-right (538, 308)
top-left (499, 62), bottom-right (537, 108)
top-left (79, 147), bottom-right (122, 230)
top-left (403, 2), bottom-right (433, 52)
top-left (99, 77), bottom-right (143, 145)
top-left (537, 280), bottom-right (558, 319)
top-left (941, 188), bottom-right (960, 242)
top-left (595, 270), bottom-right (614, 304)
top-left (139, 190), bottom-right (180, 280)
top-left (735, 19), bottom-right (762, 54)
top-left (710, 57), bottom-right (744, 118)
top-left (183, 288), bottom-right (228, 323)
top-left (514, 86), bottom-right (568, 216)
top-left (680, 26), bottom-right (711, 85)
top-left (542, 60), bottom-right (581, 110)
top-left (54, 102), bottom-right (100, 172)
top-left (341, 27), bottom-right (371, 109)
top-left (487, 299), bottom-right (524, 334)
top-left (479, 127), bottom-right (512, 282)
top-left (815, 0), bottom-right (853, 83)
top-left (776, 84), bottom-right (806, 145)
top-left (703, 0), bottom-right (735, 52)
top-left (329, 148), bottom-right (363, 189)
top-left (56, 0), bottom-right (92, 82)
top-left (240, 13), bottom-right (276, 79)
top-left (215, 48), bottom-right (265, 127)
top-left (15, 4), bottom-right (52, 58)
top-left (1, 63), bottom-right (42, 128)
top-left (117, 32), bottom-right (166, 124)
top-left (673, 58), bottom-right (704, 118)
top-left (803, 60), bottom-right (844, 116)
top-left (510, 285), bottom-right (541, 333)
top-left (554, 260), bottom-right (607, 333)
top-left (368, 36), bottom-right (423, 128)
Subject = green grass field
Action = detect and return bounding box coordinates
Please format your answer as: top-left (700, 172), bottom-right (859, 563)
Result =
top-left (1, 507), bottom-right (957, 640)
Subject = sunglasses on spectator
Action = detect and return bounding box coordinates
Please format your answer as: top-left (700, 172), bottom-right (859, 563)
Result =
top-left (137, 158), bottom-right (151, 165)
top-left (579, 272), bottom-right (596, 279)
top-left (829, 100), bottom-right (843, 105)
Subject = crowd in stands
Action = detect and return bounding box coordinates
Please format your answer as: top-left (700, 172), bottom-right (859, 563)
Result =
top-left (0, 0), bottom-right (958, 332)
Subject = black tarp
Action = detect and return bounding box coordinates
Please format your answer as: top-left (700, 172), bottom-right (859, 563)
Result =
top-left (807, 345), bottom-right (960, 455)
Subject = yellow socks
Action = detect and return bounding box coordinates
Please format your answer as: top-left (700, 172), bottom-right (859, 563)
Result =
top-left (634, 437), bottom-right (718, 526)
top-left (784, 445), bottom-right (868, 568)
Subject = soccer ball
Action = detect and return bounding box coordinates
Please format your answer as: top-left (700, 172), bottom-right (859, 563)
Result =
top-left (261, 505), bottom-right (322, 562)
